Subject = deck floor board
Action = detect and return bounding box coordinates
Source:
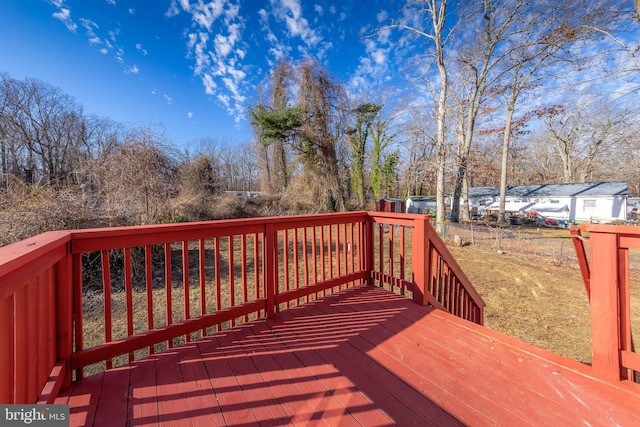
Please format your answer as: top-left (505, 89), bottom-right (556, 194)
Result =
top-left (57, 285), bottom-right (640, 426)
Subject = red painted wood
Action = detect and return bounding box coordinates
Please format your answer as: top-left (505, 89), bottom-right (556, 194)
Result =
top-left (124, 247), bottom-right (134, 362)
top-left (283, 229), bottom-right (290, 309)
top-left (37, 362), bottom-right (66, 404)
top-left (101, 250), bottom-right (113, 370)
top-left (182, 241), bottom-right (190, 341)
top-left (241, 234), bottom-right (248, 323)
top-left (154, 350), bottom-right (193, 426)
top-left (197, 332), bottom-right (260, 425)
top-left (570, 226), bottom-right (591, 299)
top-left (70, 300), bottom-right (265, 370)
top-left (0, 294), bottom-right (14, 403)
top-left (253, 233), bottom-right (260, 312)
top-left (302, 227), bottom-right (309, 301)
top-left (55, 251), bottom-right (73, 390)
top-left (320, 225), bottom-right (326, 283)
top-left (275, 272), bottom-right (368, 305)
top-left (228, 235), bottom-right (235, 325)
top-left (198, 239), bottom-right (206, 336)
top-left (128, 356), bottom-right (159, 426)
top-left (144, 245), bottom-right (154, 355)
top-left (59, 371), bottom-right (104, 426)
top-left (328, 224), bottom-right (333, 280)
top-left (312, 226), bottom-right (318, 288)
top-left (265, 225), bottom-right (276, 318)
top-left (214, 237), bottom-right (221, 330)
top-left (14, 285), bottom-right (29, 403)
top-left (175, 344), bottom-right (226, 426)
top-left (589, 231), bottom-right (621, 382)
top-left (59, 286), bottom-right (640, 426)
top-left (72, 253), bottom-right (84, 379)
top-left (92, 366), bottom-right (131, 427)
top-left (164, 243), bottom-right (173, 348)
top-left (293, 227), bottom-right (300, 299)
top-left (0, 232), bottom-right (69, 301)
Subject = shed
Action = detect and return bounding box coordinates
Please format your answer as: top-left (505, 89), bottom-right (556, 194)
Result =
top-left (375, 198), bottom-right (405, 213)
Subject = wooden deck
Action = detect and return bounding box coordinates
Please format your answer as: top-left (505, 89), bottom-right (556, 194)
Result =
top-left (56, 285), bottom-right (640, 426)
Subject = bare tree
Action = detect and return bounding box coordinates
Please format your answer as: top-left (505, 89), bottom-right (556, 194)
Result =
top-left (391, 0), bottom-right (450, 234)
top-left (543, 104), bottom-right (629, 183)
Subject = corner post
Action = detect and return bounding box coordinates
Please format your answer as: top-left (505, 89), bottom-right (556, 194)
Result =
top-left (411, 216), bottom-right (429, 305)
top-left (589, 230), bottom-right (621, 382)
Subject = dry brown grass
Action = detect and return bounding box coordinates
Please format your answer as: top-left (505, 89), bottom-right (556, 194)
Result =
top-left (448, 242), bottom-right (640, 367)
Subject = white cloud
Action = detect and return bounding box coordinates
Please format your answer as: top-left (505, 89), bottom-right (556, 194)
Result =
top-left (52, 8), bottom-right (77, 32)
top-left (129, 8), bottom-right (135, 15)
top-left (271, 0), bottom-right (322, 48)
top-left (176, 0), bottom-right (249, 122)
top-left (136, 43), bottom-right (148, 56)
top-left (151, 89), bottom-right (157, 95)
top-left (106, 0), bottom-right (116, 5)
top-left (50, 0), bottom-right (64, 7)
top-left (377, 10), bottom-right (388, 23)
top-left (128, 65), bottom-right (139, 74)
top-left (164, 94), bottom-right (173, 104)
top-left (187, 112), bottom-right (194, 119)
top-left (99, 48), bottom-right (108, 54)
top-left (202, 73), bottom-right (216, 95)
top-left (314, 4), bottom-right (323, 15)
top-left (329, 6), bottom-right (336, 14)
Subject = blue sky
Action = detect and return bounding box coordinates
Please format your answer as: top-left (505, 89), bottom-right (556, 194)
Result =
top-left (1, 0), bottom-right (396, 148)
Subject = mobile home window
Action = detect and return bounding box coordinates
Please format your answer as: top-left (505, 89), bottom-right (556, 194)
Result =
top-left (583, 199), bottom-right (596, 210)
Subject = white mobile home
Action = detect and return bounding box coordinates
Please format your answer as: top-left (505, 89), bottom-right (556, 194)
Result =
top-left (461, 182), bottom-right (628, 224)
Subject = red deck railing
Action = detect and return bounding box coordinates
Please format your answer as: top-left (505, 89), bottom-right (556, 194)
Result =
top-left (571, 224), bottom-right (640, 388)
top-left (0, 212), bottom-right (485, 404)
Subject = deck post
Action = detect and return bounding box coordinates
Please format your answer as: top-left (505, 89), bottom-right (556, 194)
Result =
top-left (589, 230), bottom-right (621, 382)
top-left (411, 216), bottom-right (429, 306)
top-left (55, 249), bottom-right (74, 390)
top-left (264, 224), bottom-right (277, 318)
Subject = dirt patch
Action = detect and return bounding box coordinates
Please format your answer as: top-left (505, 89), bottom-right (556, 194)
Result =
top-left (447, 244), bottom-right (592, 364)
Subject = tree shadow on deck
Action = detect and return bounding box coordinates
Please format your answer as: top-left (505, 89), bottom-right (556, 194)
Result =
top-left (72, 285), bottom-right (465, 426)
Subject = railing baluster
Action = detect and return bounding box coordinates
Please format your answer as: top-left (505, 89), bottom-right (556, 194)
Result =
top-left (229, 235), bottom-right (235, 326)
top-left (400, 226), bottom-right (405, 295)
top-left (293, 228), bottom-right (300, 304)
top-left (145, 245), bottom-right (154, 354)
top-left (182, 241), bottom-right (190, 342)
top-left (214, 237), bottom-right (221, 331)
top-left (254, 233), bottom-right (261, 317)
top-left (389, 224), bottom-right (394, 290)
top-left (242, 234), bottom-right (248, 323)
top-left (73, 253), bottom-right (84, 379)
top-left (320, 225), bottom-right (326, 283)
top-left (164, 243), bottom-right (173, 348)
top-left (124, 247), bottom-right (134, 362)
top-left (303, 227), bottom-right (309, 302)
top-left (101, 250), bottom-right (113, 369)
top-left (284, 229), bottom-right (290, 309)
top-left (199, 239), bottom-right (206, 336)
top-left (328, 225), bottom-right (334, 282)
top-left (312, 226), bottom-right (318, 297)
